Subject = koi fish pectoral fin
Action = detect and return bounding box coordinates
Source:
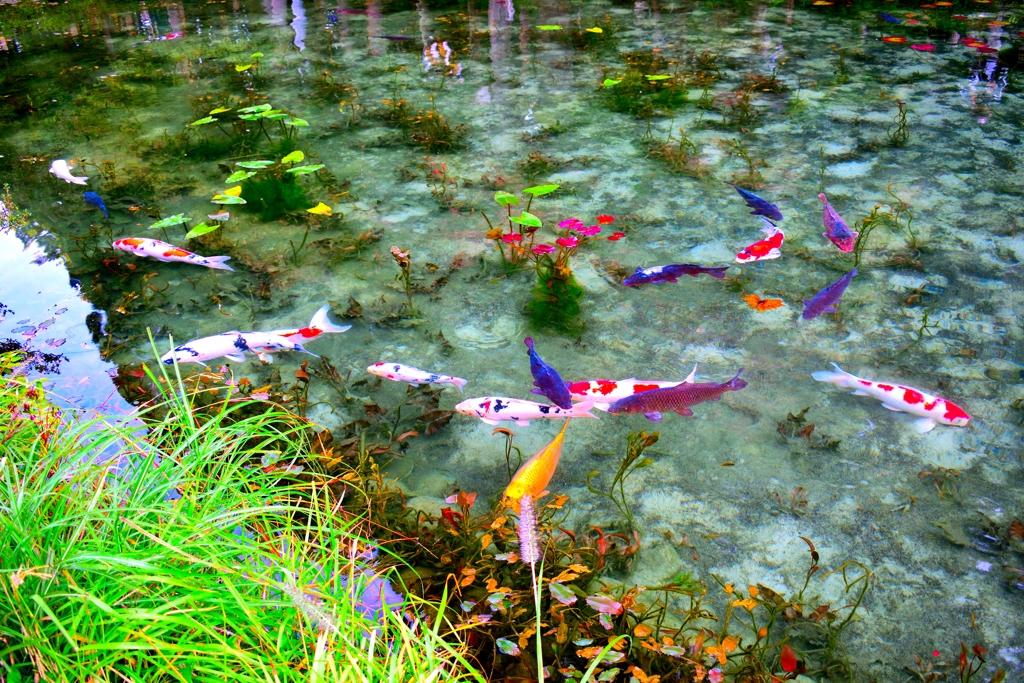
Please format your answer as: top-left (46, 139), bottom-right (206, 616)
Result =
top-left (644, 412), bottom-right (662, 422)
top-left (480, 418), bottom-right (501, 425)
top-left (766, 248), bottom-right (782, 259)
top-left (851, 390), bottom-right (870, 396)
top-left (514, 419), bottom-right (532, 426)
top-left (530, 388), bottom-right (544, 395)
top-left (224, 353), bottom-right (246, 363)
top-left (881, 403), bottom-right (904, 412)
top-left (914, 417), bottom-right (937, 433)
top-left (675, 408), bottom-right (694, 416)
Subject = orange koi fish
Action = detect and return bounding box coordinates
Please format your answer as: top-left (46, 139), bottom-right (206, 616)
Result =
top-left (112, 237), bottom-right (234, 271)
top-left (503, 419), bottom-right (571, 512)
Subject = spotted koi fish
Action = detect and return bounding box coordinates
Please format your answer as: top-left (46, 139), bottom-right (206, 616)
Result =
top-left (736, 218), bottom-right (785, 263)
top-left (112, 237), bottom-right (234, 271)
top-left (455, 397), bottom-right (597, 426)
top-left (812, 363), bottom-right (970, 433)
top-left (567, 364), bottom-right (698, 411)
top-left (367, 362), bottom-right (467, 392)
top-left (161, 331), bottom-right (315, 365)
top-left (266, 304), bottom-right (351, 344)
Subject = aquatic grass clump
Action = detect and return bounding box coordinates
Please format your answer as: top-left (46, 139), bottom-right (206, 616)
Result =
top-left (241, 173), bottom-right (312, 221)
top-left (887, 100), bottom-right (911, 147)
top-left (646, 126), bottom-right (712, 178)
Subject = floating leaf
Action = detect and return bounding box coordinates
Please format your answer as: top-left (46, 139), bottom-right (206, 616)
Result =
top-left (238, 104), bottom-right (272, 114)
top-left (523, 184), bottom-right (560, 197)
top-left (536, 25), bottom-right (562, 30)
top-left (597, 669), bottom-right (618, 682)
top-left (223, 186), bottom-right (243, 197)
top-left (286, 164), bottom-right (326, 175)
top-left (598, 613), bottom-right (614, 630)
top-left (208, 107), bottom-right (232, 115)
top-left (573, 639), bottom-right (594, 647)
top-left (148, 213), bottom-right (188, 230)
top-left (602, 78), bottom-right (622, 87)
top-left (185, 222), bottom-right (220, 239)
top-left (586, 594), bottom-right (623, 615)
top-left (238, 113), bottom-right (264, 121)
top-left (281, 150), bottom-right (305, 164)
top-left (226, 170), bottom-right (256, 183)
top-left (510, 211), bottom-right (542, 228)
top-left (237, 160), bottom-right (274, 169)
top-left (549, 582), bottom-right (578, 606)
top-left (235, 64), bottom-right (253, 72)
top-left (259, 110), bottom-right (288, 120)
top-left (493, 191), bottom-right (519, 206)
top-left (645, 74), bottom-right (672, 81)
top-left (250, 51), bottom-right (264, 59)
top-left (585, 26), bottom-right (603, 33)
top-left (495, 638), bottom-right (520, 656)
top-left (306, 202), bottom-right (333, 216)
top-left (211, 195), bottom-right (247, 205)
top-left (188, 116), bottom-right (216, 126)
top-left (284, 117), bottom-right (309, 127)
top-left (661, 645), bottom-right (687, 658)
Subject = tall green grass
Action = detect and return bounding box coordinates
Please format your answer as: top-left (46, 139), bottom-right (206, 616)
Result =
top-left (0, 352), bottom-right (483, 683)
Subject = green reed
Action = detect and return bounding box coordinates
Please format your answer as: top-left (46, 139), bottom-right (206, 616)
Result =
top-left (586, 430), bottom-right (659, 531)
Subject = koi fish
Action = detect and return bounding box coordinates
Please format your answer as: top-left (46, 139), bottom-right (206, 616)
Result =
top-left (49, 159), bottom-right (88, 185)
top-left (266, 304), bottom-right (351, 344)
top-left (567, 364), bottom-right (698, 411)
top-left (812, 363), bottom-right (970, 433)
top-left (83, 191), bottom-right (108, 218)
top-left (503, 419), bottom-right (571, 513)
top-left (455, 397), bottom-right (597, 426)
top-left (879, 11), bottom-right (902, 23)
top-left (367, 362), bottom-right (467, 392)
top-left (623, 263), bottom-right (729, 286)
top-left (112, 237), bottom-right (234, 271)
top-left (818, 194), bottom-right (859, 252)
top-left (736, 218), bottom-right (784, 263)
top-left (525, 337), bottom-right (572, 408)
top-left (724, 181), bottom-right (783, 222)
top-left (607, 369), bottom-right (747, 422)
top-left (803, 268), bottom-right (857, 320)
top-left (161, 331), bottom-right (315, 365)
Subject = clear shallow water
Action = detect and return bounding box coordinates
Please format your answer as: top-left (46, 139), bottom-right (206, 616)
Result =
top-left (2, 0), bottom-right (1024, 677)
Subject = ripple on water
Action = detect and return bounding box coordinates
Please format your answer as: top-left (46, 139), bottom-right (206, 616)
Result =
top-left (451, 309), bottom-right (525, 350)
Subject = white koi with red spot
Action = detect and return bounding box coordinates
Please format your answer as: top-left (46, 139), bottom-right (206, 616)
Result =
top-left (266, 304), bottom-right (351, 344)
top-left (567, 364), bottom-right (698, 411)
top-left (812, 363), bottom-right (970, 433)
top-left (368, 362), bottom-right (467, 392)
top-left (455, 397), bottom-right (598, 426)
top-left (112, 237), bottom-right (234, 271)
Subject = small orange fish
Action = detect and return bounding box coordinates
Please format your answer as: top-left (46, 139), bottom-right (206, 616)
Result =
top-left (503, 419), bottom-right (571, 512)
top-left (742, 294), bottom-right (784, 312)
top-left (882, 36), bottom-right (908, 43)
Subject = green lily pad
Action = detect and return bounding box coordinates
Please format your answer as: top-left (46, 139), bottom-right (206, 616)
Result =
top-left (185, 222), bottom-right (220, 239)
top-left (235, 64), bottom-right (252, 72)
top-left (236, 160), bottom-right (275, 169)
top-left (250, 52), bottom-right (264, 59)
top-left (645, 74), bottom-right (672, 81)
top-left (238, 104), bottom-right (273, 114)
top-left (510, 211), bottom-right (542, 228)
top-left (285, 164), bottom-right (325, 175)
top-left (602, 78), bottom-right (622, 87)
top-left (148, 213), bottom-right (188, 230)
top-left (208, 107), bottom-right (232, 115)
top-left (226, 170), bottom-right (256, 183)
top-left (493, 191), bottom-right (519, 206)
top-left (284, 117), bottom-right (309, 127)
top-left (260, 111), bottom-right (289, 120)
top-left (188, 116), bottom-right (216, 126)
top-left (536, 25), bottom-right (562, 30)
top-left (281, 150), bottom-right (305, 164)
top-left (523, 184), bottom-right (560, 197)
top-left (211, 195), bottom-right (247, 205)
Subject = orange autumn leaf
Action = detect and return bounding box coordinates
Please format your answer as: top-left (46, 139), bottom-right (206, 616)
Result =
top-left (743, 294), bottom-right (784, 311)
top-left (634, 623), bottom-right (654, 638)
top-left (722, 635), bottom-right (739, 652)
top-left (705, 645), bottom-right (727, 666)
top-left (723, 584), bottom-right (734, 594)
top-left (629, 666), bottom-right (661, 683)
top-left (748, 585), bottom-right (759, 598)
top-left (733, 598), bottom-right (758, 610)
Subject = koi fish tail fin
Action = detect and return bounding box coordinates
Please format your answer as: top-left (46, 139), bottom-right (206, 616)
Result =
top-left (811, 362), bottom-right (858, 388)
top-left (308, 304), bottom-right (351, 334)
top-left (203, 255), bottom-right (235, 271)
top-left (570, 399), bottom-right (599, 420)
top-left (524, 336), bottom-right (534, 350)
top-left (758, 216), bottom-right (779, 234)
top-left (726, 368), bottom-right (748, 391)
top-left (70, 176), bottom-right (89, 186)
top-left (684, 363), bottom-right (698, 383)
top-left (707, 266), bottom-right (730, 279)
top-left (450, 377), bottom-right (468, 393)
top-left (817, 193), bottom-right (828, 204)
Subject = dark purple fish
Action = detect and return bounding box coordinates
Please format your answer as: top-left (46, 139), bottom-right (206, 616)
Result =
top-left (818, 193), bottom-right (858, 252)
top-left (607, 369), bottom-right (747, 422)
top-left (802, 267), bottom-right (858, 320)
top-left (623, 263), bottom-right (729, 286)
top-left (724, 182), bottom-right (783, 222)
top-left (525, 337), bottom-right (573, 408)
top-left (371, 35), bottom-right (416, 41)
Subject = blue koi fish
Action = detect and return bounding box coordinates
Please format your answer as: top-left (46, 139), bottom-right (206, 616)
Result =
top-left (623, 263), bottom-right (729, 286)
top-left (525, 337), bottom-right (573, 408)
top-left (803, 268), bottom-right (858, 320)
top-left (83, 191), bottom-right (108, 219)
top-left (724, 182), bottom-right (783, 222)
top-left (879, 12), bottom-right (902, 24)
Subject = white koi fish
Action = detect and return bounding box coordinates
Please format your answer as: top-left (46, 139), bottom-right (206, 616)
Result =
top-left (113, 237), bottom-right (234, 271)
top-left (161, 331), bottom-right (316, 365)
top-left (49, 159), bottom-right (88, 185)
top-left (267, 304), bottom-right (351, 344)
top-left (455, 397), bottom-right (597, 426)
top-left (368, 362), bottom-right (467, 392)
top-left (565, 364), bottom-right (698, 411)
top-left (812, 363), bottom-right (970, 433)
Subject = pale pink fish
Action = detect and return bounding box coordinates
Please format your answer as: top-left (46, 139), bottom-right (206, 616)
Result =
top-left (818, 193), bottom-right (859, 252)
top-left (368, 362), bottom-right (467, 392)
top-left (455, 397), bottom-right (597, 426)
top-left (265, 304), bottom-right (350, 344)
top-left (812, 363), bottom-right (970, 433)
top-left (566, 364), bottom-right (698, 411)
top-left (112, 237), bottom-right (234, 271)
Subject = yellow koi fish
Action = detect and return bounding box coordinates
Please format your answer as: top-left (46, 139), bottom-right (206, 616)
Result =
top-left (503, 419), bottom-right (571, 512)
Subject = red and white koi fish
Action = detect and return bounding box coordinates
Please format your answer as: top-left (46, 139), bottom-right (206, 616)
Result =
top-left (812, 363), bottom-right (970, 433)
top-left (113, 237), bottom-right (234, 271)
top-left (736, 218), bottom-right (785, 263)
top-left (161, 331), bottom-right (315, 365)
top-left (266, 304), bottom-right (351, 344)
top-left (567, 364), bottom-right (698, 411)
top-left (368, 362), bottom-right (467, 392)
top-left (455, 397), bottom-right (597, 426)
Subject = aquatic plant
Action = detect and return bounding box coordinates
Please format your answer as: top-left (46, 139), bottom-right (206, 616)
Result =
top-left (601, 67), bottom-right (687, 118)
top-left (722, 138), bottom-right (767, 188)
top-left (887, 100), bottom-right (911, 147)
top-left (646, 126), bottom-right (710, 178)
top-left (585, 430), bottom-right (660, 531)
top-left (850, 183), bottom-right (919, 267)
top-left (426, 163), bottom-right (459, 209)
top-left (831, 46), bottom-right (851, 85)
top-left (391, 246), bottom-right (417, 316)
top-left (517, 150), bottom-right (559, 179)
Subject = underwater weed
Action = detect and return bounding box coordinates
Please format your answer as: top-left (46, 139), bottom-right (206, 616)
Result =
top-left (722, 138), bottom-right (767, 188)
top-left (425, 163), bottom-right (459, 209)
top-left (517, 151), bottom-right (559, 179)
top-left (390, 246), bottom-right (417, 316)
top-left (887, 100), bottom-right (911, 147)
top-left (407, 102), bottom-right (468, 153)
top-left (831, 46), bottom-right (851, 85)
top-left (647, 126), bottom-right (710, 178)
top-left (585, 430), bottom-right (659, 531)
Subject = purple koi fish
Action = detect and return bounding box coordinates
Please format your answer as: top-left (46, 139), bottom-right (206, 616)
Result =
top-left (802, 267), bottom-right (858, 320)
top-left (525, 337), bottom-right (572, 408)
top-left (725, 182), bottom-right (783, 222)
top-left (623, 263), bottom-right (729, 286)
top-left (607, 369), bottom-right (747, 422)
top-left (818, 193), bottom-right (859, 252)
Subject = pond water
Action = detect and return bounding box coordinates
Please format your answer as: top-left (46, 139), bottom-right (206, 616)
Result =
top-left (2, 0), bottom-right (1023, 677)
